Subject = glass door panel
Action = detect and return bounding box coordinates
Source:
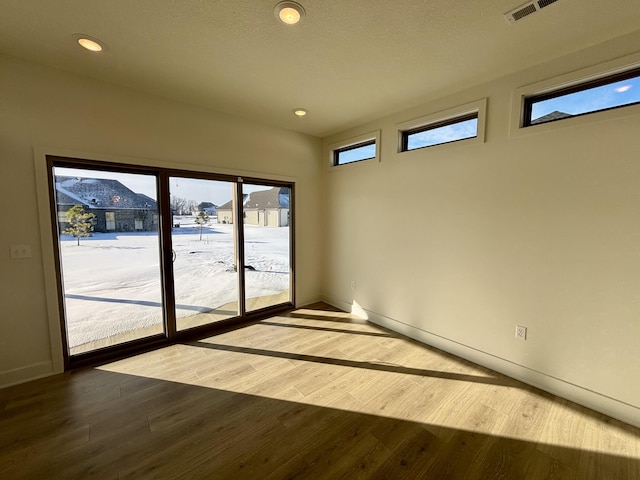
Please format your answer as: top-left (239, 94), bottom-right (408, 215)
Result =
top-left (53, 167), bottom-right (163, 355)
top-left (170, 177), bottom-right (240, 330)
top-left (242, 183), bottom-right (291, 312)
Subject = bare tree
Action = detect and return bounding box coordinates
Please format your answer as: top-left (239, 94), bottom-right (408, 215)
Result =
top-left (185, 199), bottom-right (198, 215)
top-left (170, 196), bottom-right (187, 215)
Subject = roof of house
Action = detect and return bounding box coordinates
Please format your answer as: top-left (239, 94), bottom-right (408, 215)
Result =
top-left (530, 110), bottom-right (573, 125)
top-left (218, 187), bottom-right (289, 211)
top-left (55, 176), bottom-right (157, 210)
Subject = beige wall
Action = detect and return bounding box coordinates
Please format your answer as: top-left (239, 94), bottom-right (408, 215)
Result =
top-left (0, 54), bottom-right (322, 387)
top-left (217, 210), bottom-right (233, 224)
top-left (3, 29), bottom-right (640, 428)
top-left (245, 210), bottom-right (259, 226)
top-left (322, 33), bottom-right (640, 427)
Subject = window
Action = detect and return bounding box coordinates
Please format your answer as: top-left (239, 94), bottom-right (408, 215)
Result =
top-left (105, 211), bottom-right (115, 230)
top-left (523, 67), bottom-right (640, 127)
top-left (334, 140), bottom-right (376, 166)
top-left (396, 99), bottom-right (487, 154)
top-left (401, 113), bottom-right (478, 151)
top-left (327, 131), bottom-right (381, 168)
top-left (45, 156), bottom-right (294, 368)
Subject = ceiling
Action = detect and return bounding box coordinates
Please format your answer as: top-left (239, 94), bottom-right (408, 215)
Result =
top-left (1, 0), bottom-right (639, 137)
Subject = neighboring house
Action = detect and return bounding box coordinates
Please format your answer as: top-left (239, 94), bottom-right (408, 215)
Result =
top-left (217, 187), bottom-right (290, 227)
top-left (55, 176), bottom-right (158, 233)
top-left (530, 110), bottom-right (572, 125)
top-left (192, 206), bottom-right (217, 216)
top-left (216, 201), bottom-right (235, 224)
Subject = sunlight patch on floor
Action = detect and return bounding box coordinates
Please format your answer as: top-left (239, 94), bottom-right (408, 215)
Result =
top-left (96, 344), bottom-right (638, 461)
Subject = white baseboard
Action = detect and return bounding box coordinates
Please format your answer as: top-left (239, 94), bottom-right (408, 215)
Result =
top-left (0, 361), bottom-right (55, 389)
top-left (323, 296), bottom-right (640, 429)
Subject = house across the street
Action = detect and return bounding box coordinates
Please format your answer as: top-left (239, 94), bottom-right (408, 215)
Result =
top-left (55, 176), bottom-right (158, 233)
top-left (217, 186), bottom-right (289, 227)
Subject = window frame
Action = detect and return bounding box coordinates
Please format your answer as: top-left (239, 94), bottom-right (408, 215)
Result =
top-left (327, 130), bottom-right (381, 169)
top-left (396, 99), bottom-right (487, 155)
top-left (522, 66), bottom-right (640, 127)
top-left (400, 112), bottom-right (479, 152)
top-left (510, 52), bottom-right (640, 137)
top-left (333, 139), bottom-right (376, 166)
top-left (39, 152), bottom-right (296, 370)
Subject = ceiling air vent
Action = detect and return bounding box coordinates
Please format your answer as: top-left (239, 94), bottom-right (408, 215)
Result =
top-left (537, 0), bottom-right (559, 8)
top-left (505, 0), bottom-right (559, 24)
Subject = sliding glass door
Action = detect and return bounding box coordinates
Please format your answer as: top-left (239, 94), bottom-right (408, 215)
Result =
top-left (170, 177), bottom-right (239, 331)
top-left (52, 166), bottom-right (164, 355)
top-left (48, 158), bottom-right (293, 365)
top-left (243, 183), bottom-right (291, 312)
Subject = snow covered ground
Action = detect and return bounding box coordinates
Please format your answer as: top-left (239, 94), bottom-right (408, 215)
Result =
top-left (59, 216), bottom-right (290, 348)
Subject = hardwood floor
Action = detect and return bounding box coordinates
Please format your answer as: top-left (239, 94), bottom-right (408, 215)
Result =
top-left (1, 303), bottom-right (639, 479)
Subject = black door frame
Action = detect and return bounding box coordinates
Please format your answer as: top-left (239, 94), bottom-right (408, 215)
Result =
top-left (46, 155), bottom-right (295, 369)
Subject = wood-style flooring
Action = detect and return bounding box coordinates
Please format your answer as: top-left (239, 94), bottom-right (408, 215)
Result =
top-left (1, 303), bottom-right (639, 479)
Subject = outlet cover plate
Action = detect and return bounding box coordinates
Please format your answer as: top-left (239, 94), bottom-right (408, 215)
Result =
top-left (10, 244), bottom-right (32, 259)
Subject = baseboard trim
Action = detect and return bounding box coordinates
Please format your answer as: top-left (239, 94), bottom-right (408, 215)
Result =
top-left (0, 361), bottom-right (55, 389)
top-left (297, 297), bottom-right (325, 308)
top-left (323, 296), bottom-right (640, 429)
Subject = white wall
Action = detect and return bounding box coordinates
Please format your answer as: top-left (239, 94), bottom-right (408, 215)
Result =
top-left (0, 54), bottom-right (322, 387)
top-left (322, 33), bottom-right (640, 427)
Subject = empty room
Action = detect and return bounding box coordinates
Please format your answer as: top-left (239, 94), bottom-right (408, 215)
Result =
top-left (1, 1), bottom-right (639, 478)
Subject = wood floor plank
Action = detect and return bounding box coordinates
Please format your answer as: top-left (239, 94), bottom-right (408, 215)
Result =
top-left (370, 418), bottom-right (443, 477)
top-left (0, 302), bottom-right (639, 479)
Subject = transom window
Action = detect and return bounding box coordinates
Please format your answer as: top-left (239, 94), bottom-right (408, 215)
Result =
top-left (333, 140), bottom-right (376, 166)
top-left (401, 113), bottom-right (479, 151)
top-left (523, 67), bottom-right (640, 127)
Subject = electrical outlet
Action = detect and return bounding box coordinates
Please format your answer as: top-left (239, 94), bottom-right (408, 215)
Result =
top-left (10, 244), bottom-right (32, 259)
top-left (515, 325), bottom-right (527, 340)
top-left (350, 280), bottom-right (356, 291)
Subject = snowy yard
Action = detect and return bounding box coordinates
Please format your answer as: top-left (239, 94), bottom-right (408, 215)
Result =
top-left (59, 217), bottom-right (290, 349)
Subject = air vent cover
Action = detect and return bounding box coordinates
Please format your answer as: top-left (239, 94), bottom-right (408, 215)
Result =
top-left (537, 0), bottom-right (558, 8)
top-left (505, 0), bottom-right (559, 23)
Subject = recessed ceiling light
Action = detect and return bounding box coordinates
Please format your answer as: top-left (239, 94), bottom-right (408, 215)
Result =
top-left (293, 108), bottom-right (307, 117)
top-left (73, 34), bottom-right (105, 52)
top-left (275, 1), bottom-right (305, 25)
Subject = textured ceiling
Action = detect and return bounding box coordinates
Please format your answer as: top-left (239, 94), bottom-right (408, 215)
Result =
top-left (1, 0), bottom-right (640, 137)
